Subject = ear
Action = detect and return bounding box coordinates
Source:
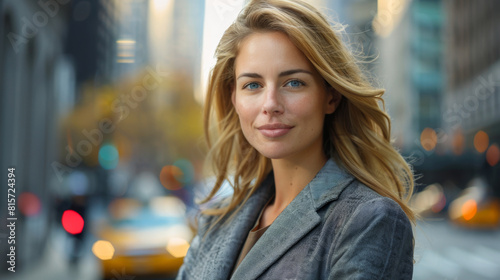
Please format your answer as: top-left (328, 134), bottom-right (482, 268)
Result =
top-left (325, 86), bottom-right (342, 114)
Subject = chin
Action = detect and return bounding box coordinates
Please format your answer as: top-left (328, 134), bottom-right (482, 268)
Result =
top-left (255, 147), bottom-right (291, 160)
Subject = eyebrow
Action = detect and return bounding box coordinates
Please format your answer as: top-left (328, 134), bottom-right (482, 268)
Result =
top-left (236, 69), bottom-right (313, 80)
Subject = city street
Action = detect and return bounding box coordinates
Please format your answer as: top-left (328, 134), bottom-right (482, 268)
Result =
top-left (1, 0), bottom-right (499, 280)
top-left (2, 217), bottom-right (499, 280)
top-left (413, 219), bottom-right (500, 280)
top-left (6, 227), bottom-right (176, 280)
top-left (7, 228), bottom-right (100, 280)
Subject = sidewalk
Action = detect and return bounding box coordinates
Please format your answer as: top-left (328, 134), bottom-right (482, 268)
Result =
top-left (5, 196), bottom-right (108, 280)
top-left (7, 228), bottom-right (100, 280)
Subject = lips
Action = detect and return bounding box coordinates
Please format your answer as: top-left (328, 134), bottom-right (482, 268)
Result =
top-left (257, 123), bottom-right (294, 138)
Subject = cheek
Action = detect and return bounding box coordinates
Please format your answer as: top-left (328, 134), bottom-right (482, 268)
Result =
top-left (290, 96), bottom-right (324, 117)
top-left (234, 108), bottom-right (254, 142)
top-left (238, 113), bottom-right (256, 144)
top-left (293, 99), bottom-right (327, 130)
top-left (234, 100), bottom-right (260, 142)
top-left (234, 98), bottom-right (258, 122)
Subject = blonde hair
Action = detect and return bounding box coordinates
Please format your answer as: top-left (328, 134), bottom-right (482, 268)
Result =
top-left (200, 0), bottom-right (415, 229)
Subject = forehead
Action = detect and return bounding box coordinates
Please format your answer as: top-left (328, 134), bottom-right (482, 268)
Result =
top-left (234, 31), bottom-right (315, 74)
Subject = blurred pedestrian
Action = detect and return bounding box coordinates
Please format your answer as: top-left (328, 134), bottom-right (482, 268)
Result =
top-left (177, 0), bottom-right (415, 279)
top-left (64, 170), bottom-right (90, 266)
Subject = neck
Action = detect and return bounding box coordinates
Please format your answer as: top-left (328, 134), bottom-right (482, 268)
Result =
top-left (270, 152), bottom-right (328, 212)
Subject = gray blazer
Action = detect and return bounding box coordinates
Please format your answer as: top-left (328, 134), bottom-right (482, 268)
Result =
top-left (177, 159), bottom-right (414, 280)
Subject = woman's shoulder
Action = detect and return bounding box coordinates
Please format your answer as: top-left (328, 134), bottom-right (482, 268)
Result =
top-left (339, 179), bottom-right (404, 207)
top-left (327, 180), bottom-right (411, 229)
top-left (322, 182), bottom-right (414, 280)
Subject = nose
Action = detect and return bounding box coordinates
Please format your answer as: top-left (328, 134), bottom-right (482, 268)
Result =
top-left (262, 87), bottom-right (284, 115)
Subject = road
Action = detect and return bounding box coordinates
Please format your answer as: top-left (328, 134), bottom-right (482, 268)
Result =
top-left (2, 218), bottom-right (499, 279)
top-left (413, 219), bottom-right (500, 280)
top-left (6, 227), bottom-right (100, 280)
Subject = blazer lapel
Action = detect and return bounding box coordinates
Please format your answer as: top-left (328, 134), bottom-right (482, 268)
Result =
top-left (230, 159), bottom-right (355, 280)
top-left (206, 173), bottom-right (275, 280)
top-left (231, 179), bottom-right (321, 280)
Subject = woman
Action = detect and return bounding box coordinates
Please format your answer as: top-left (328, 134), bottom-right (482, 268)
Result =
top-left (177, 0), bottom-right (415, 279)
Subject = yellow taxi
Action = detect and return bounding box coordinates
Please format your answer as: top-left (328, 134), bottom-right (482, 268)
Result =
top-left (93, 196), bottom-right (194, 279)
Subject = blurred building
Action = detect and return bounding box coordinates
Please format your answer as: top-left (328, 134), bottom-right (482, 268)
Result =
top-left (0, 0), bottom-right (74, 273)
top-left (376, 2), bottom-right (413, 149)
top-left (410, 0), bottom-right (444, 133)
top-left (114, 0), bottom-right (150, 79)
top-left (64, 0), bottom-right (119, 86)
top-left (378, 0), bottom-right (443, 151)
top-left (377, 0), bottom-right (500, 190)
top-left (154, 0), bottom-right (205, 103)
top-left (64, 0), bottom-right (153, 86)
top-left (442, 0), bottom-right (500, 136)
top-left (169, 0), bottom-right (205, 75)
top-left (374, 0), bottom-right (447, 183)
top-left (442, 0), bottom-right (500, 194)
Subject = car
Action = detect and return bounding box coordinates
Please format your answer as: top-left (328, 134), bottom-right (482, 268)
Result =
top-left (92, 196), bottom-right (194, 279)
top-left (448, 177), bottom-right (500, 229)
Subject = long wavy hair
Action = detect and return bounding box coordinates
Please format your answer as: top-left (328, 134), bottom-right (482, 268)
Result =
top-left (200, 0), bottom-right (415, 229)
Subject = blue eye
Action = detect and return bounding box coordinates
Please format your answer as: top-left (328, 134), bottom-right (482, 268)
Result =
top-left (285, 80), bottom-right (304, 88)
top-left (244, 82), bottom-right (261, 90)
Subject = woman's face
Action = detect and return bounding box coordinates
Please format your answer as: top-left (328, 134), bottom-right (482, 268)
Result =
top-left (232, 31), bottom-right (340, 161)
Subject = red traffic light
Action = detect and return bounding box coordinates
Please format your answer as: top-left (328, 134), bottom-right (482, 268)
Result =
top-left (61, 210), bottom-right (84, 234)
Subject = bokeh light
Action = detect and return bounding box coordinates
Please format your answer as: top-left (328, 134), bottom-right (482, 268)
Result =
top-left (98, 144), bottom-right (119, 170)
top-left (410, 183), bottom-right (446, 215)
top-left (92, 240), bottom-right (115, 260)
top-left (486, 144), bottom-right (500, 167)
top-left (152, 0), bottom-right (172, 12)
top-left (462, 199), bottom-right (477, 221)
top-left (159, 165), bottom-right (183, 190)
top-left (150, 196), bottom-right (186, 217)
top-left (18, 192), bottom-right (42, 216)
top-left (451, 130), bottom-right (465, 155)
top-left (474, 130), bottom-right (489, 153)
top-left (61, 210), bottom-right (84, 234)
top-left (420, 128), bottom-right (437, 151)
top-left (67, 171), bottom-right (89, 195)
top-left (166, 237), bottom-right (190, 258)
top-left (173, 159), bottom-right (195, 184)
